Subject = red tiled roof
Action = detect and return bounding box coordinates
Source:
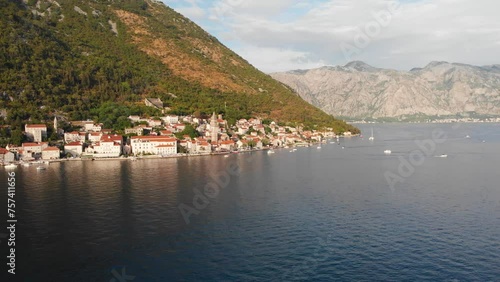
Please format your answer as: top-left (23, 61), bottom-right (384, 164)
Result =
top-left (101, 134), bottom-right (122, 141)
top-left (22, 142), bottom-right (41, 147)
top-left (131, 136), bottom-right (177, 142)
top-left (43, 147), bottom-right (60, 151)
top-left (156, 145), bottom-right (175, 148)
top-left (25, 124), bottom-right (47, 128)
top-left (0, 148), bottom-right (10, 154)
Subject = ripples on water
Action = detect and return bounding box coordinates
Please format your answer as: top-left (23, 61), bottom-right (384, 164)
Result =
top-left (1, 123), bottom-right (499, 281)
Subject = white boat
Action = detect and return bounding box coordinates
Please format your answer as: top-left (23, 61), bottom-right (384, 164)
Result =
top-left (465, 135), bottom-right (471, 139)
top-left (317, 146), bottom-right (321, 149)
top-left (369, 127), bottom-right (375, 141)
top-left (224, 155), bottom-right (230, 158)
top-left (36, 166), bottom-right (46, 170)
top-left (4, 164), bottom-right (17, 169)
top-left (267, 150), bottom-right (275, 154)
top-left (128, 157), bottom-right (137, 161)
top-left (22, 162), bottom-right (31, 167)
top-left (435, 154), bottom-right (448, 158)
top-left (384, 150), bottom-right (392, 155)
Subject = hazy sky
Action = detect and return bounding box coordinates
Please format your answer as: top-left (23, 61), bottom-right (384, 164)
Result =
top-left (163, 0), bottom-right (500, 73)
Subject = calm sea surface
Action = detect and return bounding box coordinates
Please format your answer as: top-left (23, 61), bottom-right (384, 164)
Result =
top-left (1, 123), bottom-right (500, 281)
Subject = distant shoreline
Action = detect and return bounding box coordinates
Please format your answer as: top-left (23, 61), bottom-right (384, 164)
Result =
top-left (2, 144), bottom-right (338, 167)
top-left (2, 147), bottom-right (274, 166)
top-left (351, 120), bottom-right (500, 124)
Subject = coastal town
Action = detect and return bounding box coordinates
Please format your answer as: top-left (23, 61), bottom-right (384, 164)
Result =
top-left (0, 98), bottom-right (346, 166)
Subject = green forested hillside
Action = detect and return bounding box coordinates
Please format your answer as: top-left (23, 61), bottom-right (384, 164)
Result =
top-left (0, 0), bottom-right (358, 133)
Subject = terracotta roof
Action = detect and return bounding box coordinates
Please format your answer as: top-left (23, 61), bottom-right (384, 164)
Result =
top-left (43, 147), bottom-right (60, 151)
top-left (25, 124), bottom-right (47, 128)
top-left (22, 142), bottom-right (41, 147)
top-left (131, 136), bottom-right (176, 142)
top-left (101, 134), bottom-right (122, 142)
top-left (156, 145), bottom-right (175, 148)
top-left (0, 148), bottom-right (10, 154)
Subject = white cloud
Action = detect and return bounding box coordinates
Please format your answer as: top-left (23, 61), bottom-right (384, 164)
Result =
top-left (176, 6), bottom-right (205, 20)
top-left (237, 46), bottom-right (327, 72)
top-left (164, 0), bottom-right (500, 72)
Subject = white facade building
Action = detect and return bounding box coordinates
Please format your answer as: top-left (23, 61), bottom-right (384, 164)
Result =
top-left (0, 148), bottom-right (15, 163)
top-left (88, 132), bottom-right (102, 143)
top-left (131, 136), bottom-right (177, 156)
top-left (25, 124), bottom-right (47, 142)
top-left (42, 147), bottom-right (60, 160)
top-left (22, 142), bottom-right (48, 155)
top-left (64, 142), bottom-right (83, 157)
top-left (84, 122), bottom-right (102, 132)
top-left (64, 131), bottom-right (86, 143)
top-left (86, 141), bottom-right (121, 158)
top-left (161, 115), bottom-right (179, 125)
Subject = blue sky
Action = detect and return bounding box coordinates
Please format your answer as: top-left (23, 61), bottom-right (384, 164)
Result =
top-left (163, 0), bottom-right (500, 73)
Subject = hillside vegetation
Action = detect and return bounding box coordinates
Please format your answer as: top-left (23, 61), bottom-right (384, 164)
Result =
top-left (0, 0), bottom-right (358, 133)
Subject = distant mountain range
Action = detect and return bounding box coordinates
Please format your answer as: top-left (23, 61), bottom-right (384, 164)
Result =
top-left (271, 61), bottom-right (500, 120)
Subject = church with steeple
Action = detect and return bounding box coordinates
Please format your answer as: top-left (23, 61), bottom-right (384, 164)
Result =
top-left (210, 112), bottom-right (218, 143)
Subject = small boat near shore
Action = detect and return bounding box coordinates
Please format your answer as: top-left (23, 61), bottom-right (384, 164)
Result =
top-left (36, 166), bottom-right (46, 170)
top-left (369, 127), bottom-right (375, 141)
top-left (267, 150), bottom-right (275, 154)
top-left (4, 163), bottom-right (17, 169)
top-left (435, 154), bottom-right (448, 158)
top-left (384, 150), bottom-right (392, 155)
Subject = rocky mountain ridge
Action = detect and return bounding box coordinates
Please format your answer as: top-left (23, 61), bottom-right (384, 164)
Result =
top-left (271, 61), bottom-right (500, 120)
